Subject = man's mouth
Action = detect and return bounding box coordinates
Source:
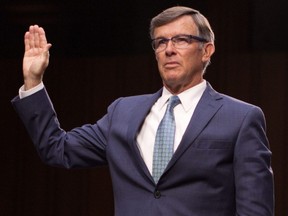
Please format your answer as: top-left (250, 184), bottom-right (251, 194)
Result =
top-left (164, 61), bottom-right (179, 68)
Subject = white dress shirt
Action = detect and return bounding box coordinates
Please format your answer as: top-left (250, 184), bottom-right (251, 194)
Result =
top-left (19, 80), bottom-right (207, 174)
top-left (19, 82), bottom-right (44, 99)
top-left (136, 80), bottom-right (206, 174)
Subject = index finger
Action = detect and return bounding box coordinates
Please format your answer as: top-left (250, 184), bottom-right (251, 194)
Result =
top-left (24, 31), bottom-right (31, 52)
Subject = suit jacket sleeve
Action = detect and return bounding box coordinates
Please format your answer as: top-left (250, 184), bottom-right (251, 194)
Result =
top-left (11, 87), bottom-right (114, 168)
top-left (234, 105), bottom-right (274, 215)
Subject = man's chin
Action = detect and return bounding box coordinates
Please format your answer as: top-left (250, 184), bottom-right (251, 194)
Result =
top-left (163, 77), bottom-right (180, 89)
top-left (162, 69), bottom-right (180, 79)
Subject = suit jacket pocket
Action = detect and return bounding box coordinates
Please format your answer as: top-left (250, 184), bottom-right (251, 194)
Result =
top-left (192, 139), bottom-right (233, 149)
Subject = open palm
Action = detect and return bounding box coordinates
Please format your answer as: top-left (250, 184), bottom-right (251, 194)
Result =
top-left (23, 25), bottom-right (52, 89)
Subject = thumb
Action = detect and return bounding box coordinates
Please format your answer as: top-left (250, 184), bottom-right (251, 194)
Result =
top-left (43, 43), bottom-right (52, 59)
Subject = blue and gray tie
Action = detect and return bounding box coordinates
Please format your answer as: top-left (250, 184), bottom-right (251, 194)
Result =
top-left (152, 95), bottom-right (181, 183)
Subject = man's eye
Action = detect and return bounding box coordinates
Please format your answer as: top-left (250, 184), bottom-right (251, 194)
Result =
top-left (174, 37), bottom-right (189, 43)
top-left (158, 39), bottom-right (168, 45)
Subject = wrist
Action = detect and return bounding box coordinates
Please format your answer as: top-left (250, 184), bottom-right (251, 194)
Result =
top-left (19, 82), bottom-right (44, 99)
top-left (24, 77), bottom-right (42, 91)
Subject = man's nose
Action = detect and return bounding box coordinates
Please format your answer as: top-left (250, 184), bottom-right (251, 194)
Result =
top-left (165, 40), bottom-right (176, 55)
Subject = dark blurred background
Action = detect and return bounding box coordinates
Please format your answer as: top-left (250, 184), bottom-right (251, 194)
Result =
top-left (1, 0), bottom-right (287, 215)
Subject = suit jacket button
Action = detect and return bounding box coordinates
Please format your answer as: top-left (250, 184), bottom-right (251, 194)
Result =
top-left (154, 190), bottom-right (161, 199)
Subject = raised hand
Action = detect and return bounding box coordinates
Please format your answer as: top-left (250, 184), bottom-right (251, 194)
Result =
top-left (23, 25), bottom-right (52, 90)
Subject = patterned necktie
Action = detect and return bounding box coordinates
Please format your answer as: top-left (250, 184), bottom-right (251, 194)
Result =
top-left (152, 95), bottom-right (181, 183)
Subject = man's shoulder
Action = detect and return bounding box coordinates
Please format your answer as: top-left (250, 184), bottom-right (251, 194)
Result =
top-left (118, 89), bottom-right (162, 103)
top-left (205, 82), bottom-right (259, 110)
top-left (107, 89), bottom-right (162, 111)
top-left (221, 93), bottom-right (255, 107)
top-left (217, 93), bottom-right (265, 119)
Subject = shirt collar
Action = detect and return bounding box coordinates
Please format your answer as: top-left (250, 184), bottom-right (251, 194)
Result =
top-left (158, 80), bottom-right (207, 112)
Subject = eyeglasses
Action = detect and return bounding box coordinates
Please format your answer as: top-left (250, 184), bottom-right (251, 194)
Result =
top-left (151, 34), bottom-right (208, 52)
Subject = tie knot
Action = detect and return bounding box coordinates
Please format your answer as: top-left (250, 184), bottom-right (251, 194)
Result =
top-left (168, 95), bottom-right (181, 110)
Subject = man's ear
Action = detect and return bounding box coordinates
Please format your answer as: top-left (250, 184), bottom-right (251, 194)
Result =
top-left (202, 43), bottom-right (215, 62)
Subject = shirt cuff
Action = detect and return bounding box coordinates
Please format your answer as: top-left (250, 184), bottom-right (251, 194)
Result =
top-left (19, 82), bottom-right (44, 99)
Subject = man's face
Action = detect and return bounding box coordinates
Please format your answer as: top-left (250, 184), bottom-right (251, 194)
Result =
top-left (153, 15), bottom-right (214, 94)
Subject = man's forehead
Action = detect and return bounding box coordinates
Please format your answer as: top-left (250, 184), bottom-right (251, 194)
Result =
top-left (153, 16), bottom-right (197, 38)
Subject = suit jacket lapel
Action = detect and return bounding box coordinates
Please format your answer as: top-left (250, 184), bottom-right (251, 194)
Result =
top-left (126, 89), bottom-right (162, 181)
top-left (166, 83), bottom-right (224, 171)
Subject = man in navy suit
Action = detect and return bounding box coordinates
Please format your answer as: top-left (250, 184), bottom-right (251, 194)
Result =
top-left (12, 6), bottom-right (274, 216)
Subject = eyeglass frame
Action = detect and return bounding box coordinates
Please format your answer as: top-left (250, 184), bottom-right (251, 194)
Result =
top-left (151, 34), bottom-right (208, 52)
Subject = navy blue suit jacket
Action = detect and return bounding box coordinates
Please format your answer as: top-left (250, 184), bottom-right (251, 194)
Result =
top-left (12, 83), bottom-right (274, 216)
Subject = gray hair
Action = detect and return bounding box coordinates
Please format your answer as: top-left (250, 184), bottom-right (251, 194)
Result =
top-left (150, 6), bottom-right (215, 43)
